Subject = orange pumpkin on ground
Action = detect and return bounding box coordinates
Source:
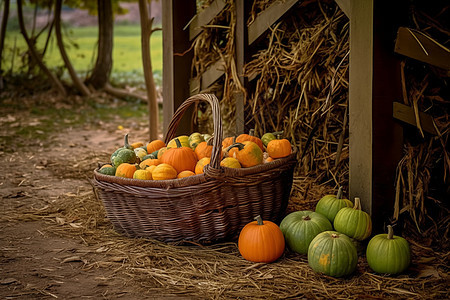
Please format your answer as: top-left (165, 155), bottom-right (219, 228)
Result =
top-left (160, 138), bottom-right (198, 173)
top-left (236, 129), bottom-right (264, 152)
top-left (238, 215), bottom-right (285, 263)
top-left (147, 140), bottom-right (166, 154)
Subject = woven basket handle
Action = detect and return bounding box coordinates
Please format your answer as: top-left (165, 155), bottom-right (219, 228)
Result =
top-left (164, 94), bottom-right (223, 169)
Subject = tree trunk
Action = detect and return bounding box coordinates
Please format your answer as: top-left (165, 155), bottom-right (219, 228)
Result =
top-left (54, 0), bottom-right (90, 96)
top-left (86, 0), bottom-right (113, 89)
top-left (139, 0), bottom-right (160, 141)
top-left (0, 0), bottom-right (10, 89)
top-left (17, 0), bottom-right (66, 96)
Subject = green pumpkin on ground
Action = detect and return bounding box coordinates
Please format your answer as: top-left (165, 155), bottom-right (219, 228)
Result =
top-left (308, 231), bottom-right (357, 277)
top-left (333, 197), bottom-right (372, 241)
top-left (366, 225), bottom-right (410, 274)
top-left (280, 210), bottom-right (332, 254)
top-left (315, 187), bottom-right (353, 223)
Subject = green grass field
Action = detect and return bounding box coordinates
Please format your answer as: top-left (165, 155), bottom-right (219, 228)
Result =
top-left (4, 24), bottom-right (162, 79)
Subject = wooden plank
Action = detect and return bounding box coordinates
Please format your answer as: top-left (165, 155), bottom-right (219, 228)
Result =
top-left (162, 0), bottom-right (196, 136)
top-left (348, 0), bottom-right (374, 215)
top-left (393, 102), bottom-right (437, 135)
top-left (189, 0), bottom-right (227, 41)
top-left (335, 0), bottom-right (351, 18)
top-left (248, 0), bottom-right (299, 45)
top-left (395, 27), bottom-right (450, 70)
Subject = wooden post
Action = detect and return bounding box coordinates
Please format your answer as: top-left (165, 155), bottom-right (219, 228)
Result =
top-left (348, 0), bottom-right (405, 230)
top-left (162, 0), bottom-right (196, 137)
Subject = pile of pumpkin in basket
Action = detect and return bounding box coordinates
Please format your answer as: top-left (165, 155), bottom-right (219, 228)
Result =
top-left (238, 187), bottom-right (411, 278)
top-left (98, 129), bottom-right (292, 180)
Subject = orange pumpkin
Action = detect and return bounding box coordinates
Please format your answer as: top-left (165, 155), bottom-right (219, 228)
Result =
top-left (267, 138), bottom-right (292, 158)
top-left (115, 163), bottom-right (136, 178)
top-left (160, 138), bottom-right (198, 173)
top-left (222, 136), bottom-right (236, 150)
top-left (131, 141), bottom-right (144, 149)
top-left (236, 129), bottom-right (264, 152)
top-left (145, 165), bottom-right (157, 174)
top-left (177, 170), bottom-right (195, 178)
top-left (238, 215), bottom-right (285, 263)
top-left (227, 141), bottom-right (263, 168)
top-left (147, 140), bottom-right (166, 154)
top-left (139, 158), bottom-right (160, 169)
top-left (195, 157), bottom-right (211, 174)
top-left (195, 140), bottom-right (213, 160)
top-left (152, 163), bottom-right (177, 180)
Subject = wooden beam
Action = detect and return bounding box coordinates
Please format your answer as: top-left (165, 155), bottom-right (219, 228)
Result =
top-left (348, 0), bottom-right (374, 215)
top-left (395, 27), bottom-right (450, 70)
top-left (248, 0), bottom-right (299, 45)
top-left (162, 0), bottom-right (196, 137)
top-left (335, 0), bottom-right (351, 18)
top-left (189, 0), bottom-right (227, 41)
top-left (393, 102), bottom-right (437, 135)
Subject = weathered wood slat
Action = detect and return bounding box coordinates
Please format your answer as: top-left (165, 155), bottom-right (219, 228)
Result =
top-left (189, 58), bottom-right (225, 94)
top-left (395, 27), bottom-right (450, 70)
top-left (393, 102), bottom-right (437, 135)
top-left (188, 0), bottom-right (227, 41)
top-left (248, 0), bottom-right (299, 45)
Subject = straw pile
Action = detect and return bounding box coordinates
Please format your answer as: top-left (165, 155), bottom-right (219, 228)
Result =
top-left (244, 0), bottom-right (350, 201)
top-left (392, 2), bottom-right (449, 245)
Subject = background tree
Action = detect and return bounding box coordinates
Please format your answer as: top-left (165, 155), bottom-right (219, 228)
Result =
top-left (0, 0), bottom-right (10, 90)
top-left (139, 0), bottom-right (161, 140)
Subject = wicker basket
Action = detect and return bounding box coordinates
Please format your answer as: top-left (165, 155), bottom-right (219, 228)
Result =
top-left (92, 94), bottom-right (297, 243)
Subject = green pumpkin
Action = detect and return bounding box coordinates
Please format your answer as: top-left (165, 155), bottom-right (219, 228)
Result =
top-left (334, 197), bottom-right (372, 241)
top-left (111, 133), bottom-right (133, 163)
top-left (98, 166), bottom-right (116, 176)
top-left (366, 225), bottom-right (410, 274)
top-left (308, 231), bottom-right (357, 277)
top-left (261, 131), bottom-right (283, 147)
top-left (113, 148), bottom-right (137, 167)
top-left (188, 132), bottom-right (205, 149)
top-left (280, 210), bottom-right (332, 254)
top-left (141, 153), bottom-right (157, 161)
top-left (315, 187), bottom-right (353, 223)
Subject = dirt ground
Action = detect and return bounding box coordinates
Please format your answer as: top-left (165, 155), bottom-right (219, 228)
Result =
top-left (0, 93), bottom-right (448, 299)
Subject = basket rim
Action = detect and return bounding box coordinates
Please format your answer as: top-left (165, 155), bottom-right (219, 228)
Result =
top-left (94, 150), bottom-right (297, 188)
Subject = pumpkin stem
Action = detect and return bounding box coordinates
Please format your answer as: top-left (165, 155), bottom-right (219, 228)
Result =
top-left (174, 138), bottom-right (182, 148)
top-left (249, 128), bottom-right (256, 136)
top-left (353, 197), bottom-right (362, 210)
top-left (273, 130), bottom-right (284, 135)
top-left (336, 187), bottom-right (343, 200)
top-left (254, 215), bottom-right (264, 225)
top-left (226, 142), bottom-right (245, 153)
top-left (302, 215), bottom-right (311, 221)
top-left (387, 225), bottom-right (394, 239)
top-left (331, 233), bottom-right (339, 238)
top-left (124, 133), bottom-right (132, 149)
